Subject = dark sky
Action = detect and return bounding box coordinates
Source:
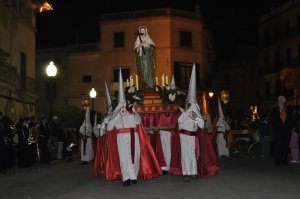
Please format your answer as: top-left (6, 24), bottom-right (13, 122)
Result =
top-left (36, 0), bottom-right (288, 58)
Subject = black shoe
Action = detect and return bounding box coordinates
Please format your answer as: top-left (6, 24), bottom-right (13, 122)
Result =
top-left (275, 161), bottom-right (280, 167)
top-left (123, 179), bottom-right (130, 187)
top-left (82, 161), bottom-right (87, 165)
top-left (162, 170), bottom-right (168, 175)
top-left (191, 175), bottom-right (198, 179)
top-left (131, 180), bottom-right (137, 184)
top-left (183, 175), bottom-right (190, 182)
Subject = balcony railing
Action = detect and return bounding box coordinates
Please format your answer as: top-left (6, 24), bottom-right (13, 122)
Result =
top-left (0, 60), bottom-right (36, 93)
top-left (66, 43), bottom-right (100, 53)
top-left (101, 8), bottom-right (200, 21)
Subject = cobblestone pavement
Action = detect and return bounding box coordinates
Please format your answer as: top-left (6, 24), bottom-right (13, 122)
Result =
top-left (1, 153), bottom-right (299, 199)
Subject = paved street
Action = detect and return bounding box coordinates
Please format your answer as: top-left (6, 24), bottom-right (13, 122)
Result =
top-left (1, 153), bottom-right (299, 199)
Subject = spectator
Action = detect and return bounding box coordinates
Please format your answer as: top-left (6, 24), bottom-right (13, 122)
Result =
top-left (270, 96), bottom-right (293, 167)
top-left (289, 105), bottom-right (300, 163)
top-left (259, 114), bottom-right (271, 158)
top-left (57, 119), bottom-right (67, 160)
top-left (50, 116), bottom-right (59, 160)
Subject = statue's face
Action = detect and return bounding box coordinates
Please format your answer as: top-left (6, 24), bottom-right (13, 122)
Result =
top-left (140, 27), bottom-right (146, 36)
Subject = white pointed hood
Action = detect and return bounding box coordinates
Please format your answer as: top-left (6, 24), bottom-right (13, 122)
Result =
top-left (93, 112), bottom-right (98, 134)
top-left (185, 64), bottom-right (202, 118)
top-left (206, 113), bottom-right (213, 133)
top-left (216, 97), bottom-right (230, 131)
top-left (171, 74), bottom-right (176, 89)
top-left (111, 68), bottom-right (127, 119)
top-left (79, 106), bottom-right (93, 135)
top-left (104, 81), bottom-right (112, 117)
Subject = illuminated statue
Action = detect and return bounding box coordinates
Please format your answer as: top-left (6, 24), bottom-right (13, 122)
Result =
top-left (134, 26), bottom-right (156, 92)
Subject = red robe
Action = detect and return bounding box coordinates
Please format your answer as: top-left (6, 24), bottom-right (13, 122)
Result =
top-left (93, 123), bottom-right (163, 181)
top-left (169, 125), bottom-right (219, 177)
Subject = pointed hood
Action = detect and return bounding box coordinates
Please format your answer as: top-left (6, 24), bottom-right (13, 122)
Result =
top-left (111, 68), bottom-right (127, 119)
top-left (185, 64), bottom-right (202, 118)
top-left (79, 106), bottom-right (93, 135)
top-left (216, 97), bottom-right (230, 131)
top-left (93, 112), bottom-right (98, 134)
top-left (206, 113), bottom-right (213, 133)
top-left (171, 74), bottom-right (176, 89)
top-left (104, 81), bottom-right (112, 117)
top-left (186, 64), bottom-right (197, 104)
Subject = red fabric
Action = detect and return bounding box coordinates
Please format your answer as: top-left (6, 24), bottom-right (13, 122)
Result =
top-left (169, 125), bottom-right (219, 178)
top-left (210, 128), bottom-right (218, 153)
top-left (280, 109), bottom-right (287, 123)
top-left (93, 123), bottom-right (163, 181)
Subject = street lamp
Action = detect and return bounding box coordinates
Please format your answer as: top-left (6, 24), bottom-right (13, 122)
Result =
top-left (46, 61), bottom-right (57, 120)
top-left (89, 88), bottom-right (97, 110)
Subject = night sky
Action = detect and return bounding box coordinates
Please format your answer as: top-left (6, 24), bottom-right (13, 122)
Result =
top-left (36, 0), bottom-right (289, 59)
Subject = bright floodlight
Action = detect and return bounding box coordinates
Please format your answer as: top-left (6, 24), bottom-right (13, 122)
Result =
top-left (46, 61), bottom-right (57, 77)
top-left (89, 88), bottom-right (97, 98)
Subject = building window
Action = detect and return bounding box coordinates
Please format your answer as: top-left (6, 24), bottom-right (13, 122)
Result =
top-left (180, 31), bottom-right (192, 47)
top-left (174, 62), bottom-right (200, 87)
top-left (264, 56), bottom-right (270, 74)
top-left (20, 52), bottom-right (27, 91)
top-left (275, 79), bottom-right (281, 97)
top-left (285, 21), bottom-right (290, 38)
top-left (298, 44), bottom-right (300, 64)
top-left (263, 30), bottom-right (269, 46)
top-left (113, 68), bottom-right (130, 82)
top-left (114, 32), bottom-right (125, 48)
top-left (297, 15), bottom-right (300, 32)
top-left (82, 75), bottom-right (92, 83)
top-left (265, 82), bottom-right (270, 101)
top-left (274, 52), bottom-right (280, 71)
top-left (285, 48), bottom-right (291, 67)
top-left (273, 25), bottom-right (279, 42)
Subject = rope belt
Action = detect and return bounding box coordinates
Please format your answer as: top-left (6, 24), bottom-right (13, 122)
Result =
top-left (180, 129), bottom-right (197, 136)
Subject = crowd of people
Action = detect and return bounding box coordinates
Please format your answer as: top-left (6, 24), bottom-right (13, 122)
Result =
top-left (0, 112), bottom-right (77, 175)
top-left (223, 95), bottom-right (300, 166)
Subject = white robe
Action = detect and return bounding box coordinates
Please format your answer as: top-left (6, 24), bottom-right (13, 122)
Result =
top-left (107, 110), bottom-right (142, 182)
top-left (216, 120), bottom-right (230, 157)
top-left (159, 130), bottom-right (172, 171)
top-left (178, 111), bottom-right (204, 176)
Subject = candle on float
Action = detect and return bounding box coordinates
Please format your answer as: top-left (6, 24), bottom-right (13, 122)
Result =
top-left (155, 77), bottom-right (158, 91)
top-left (135, 75), bottom-right (139, 90)
top-left (166, 76), bottom-right (168, 85)
top-left (162, 74), bottom-right (165, 87)
top-left (126, 79), bottom-right (129, 87)
top-left (130, 76), bottom-right (133, 87)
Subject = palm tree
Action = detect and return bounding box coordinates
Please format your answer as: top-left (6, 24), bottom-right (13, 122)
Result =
top-left (280, 67), bottom-right (300, 105)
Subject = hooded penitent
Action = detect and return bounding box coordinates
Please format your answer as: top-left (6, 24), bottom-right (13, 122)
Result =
top-left (184, 64), bottom-right (203, 120)
top-left (216, 97), bottom-right (230, 132)
top-left (110, 68), bottom-right (127, 120)
top-left (170, 74), bottom-right (176, 89)
top-left (97, 81), bottom-right (113, 136)
top-left (79, 106), bottom-right (93, 135)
